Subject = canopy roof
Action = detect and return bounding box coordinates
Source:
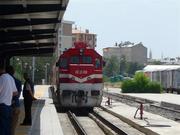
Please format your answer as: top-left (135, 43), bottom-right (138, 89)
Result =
top-left (0, 0), bottom-right (69, 57)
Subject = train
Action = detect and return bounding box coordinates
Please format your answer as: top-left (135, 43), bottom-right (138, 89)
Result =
top-left (54, 42), bottom-right (103, 108)
top-left (143, 65), bottom-right (180, 94)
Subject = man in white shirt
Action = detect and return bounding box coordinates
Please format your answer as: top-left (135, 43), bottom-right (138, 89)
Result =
top-left (0, 65), bottom-right (18, 135)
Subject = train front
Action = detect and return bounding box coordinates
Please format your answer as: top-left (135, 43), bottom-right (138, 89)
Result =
top-left (58, 42), bottom-right (103, 108)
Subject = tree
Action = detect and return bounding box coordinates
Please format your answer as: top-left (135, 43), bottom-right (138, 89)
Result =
top-left (119, 55), bottom-right (127, 75)
top-left (103, 56), bottom-right (119, 77)
top-left (11, 56), bottom-right (54, 84)
top-left (126, 62), bottom-right (144, 77)
top-left (151, 60), bottom-right (162, 65)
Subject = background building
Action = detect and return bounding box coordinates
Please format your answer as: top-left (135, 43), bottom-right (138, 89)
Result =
top-left (103, 42), bottom-right (147, 65)
top-left (56, 22), bottom-right (97, 57)
top-left (57, 20), bottom-right (74, 56)
top-left (72, 27), bottom-right (97, 49)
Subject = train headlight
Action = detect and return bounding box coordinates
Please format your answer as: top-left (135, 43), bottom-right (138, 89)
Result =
top-left (80, 49), bottom-right (84, 55)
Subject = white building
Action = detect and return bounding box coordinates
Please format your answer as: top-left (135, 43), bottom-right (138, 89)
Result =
top-left (72, 28), bottom-right (97, 49)
top-left (57, 20), bottom-right (74, 56)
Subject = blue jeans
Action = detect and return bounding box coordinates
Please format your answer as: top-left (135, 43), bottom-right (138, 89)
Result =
top-left (0, 103), bottom-right (12, 135)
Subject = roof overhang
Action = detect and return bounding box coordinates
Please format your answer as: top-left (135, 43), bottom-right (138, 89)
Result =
top-left (0, 0), bottom-right (69, 57)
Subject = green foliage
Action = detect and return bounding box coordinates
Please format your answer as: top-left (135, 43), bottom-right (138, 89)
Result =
top-left (150, 60), bottom-right (162, 65)
top-left (103, 76), bottom-right (110, 82)
top-left (121, 72), bottom-right (162, 93)
top-left (11, 56), bottom-right (55, 84)
top-left (145, 82), bottom-right (163, 93)
top-left (119, 55), bottom-right (127, 74)
top-left (121, 79), bottom-right (136, 93)
top-left (103, 55), bottom-right (144, 78)
top-left (126, 62), bottom-right (144, 76)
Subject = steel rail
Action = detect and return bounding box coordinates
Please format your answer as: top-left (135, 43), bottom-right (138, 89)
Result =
top-left (91, 111), bottom-right (128, 135)
top-left (67, 111), bottom-right (87, 135)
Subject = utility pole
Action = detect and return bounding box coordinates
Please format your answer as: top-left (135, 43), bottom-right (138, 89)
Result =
top-left (32, 57), bottom-right (35, 83)
top-left (45, 63), bottom-right (49, 84)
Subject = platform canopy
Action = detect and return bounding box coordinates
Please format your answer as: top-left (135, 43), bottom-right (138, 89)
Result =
top-left (0, 0), bottom-right (69, 57)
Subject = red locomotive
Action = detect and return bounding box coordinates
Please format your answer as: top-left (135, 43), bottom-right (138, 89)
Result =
top-left (56, 42), bottom-right (103, 108)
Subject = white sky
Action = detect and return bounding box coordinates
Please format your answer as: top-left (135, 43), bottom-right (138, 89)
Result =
top-left (64, 0), bottom-right (180, 59)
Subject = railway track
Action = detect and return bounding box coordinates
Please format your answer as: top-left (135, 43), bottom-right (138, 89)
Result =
top-left (67, 111), bottom-right (88, 135)
top-left (103, 91), bottom-right (180, 122)
top-left (61, 109), bottom-right (144, 135)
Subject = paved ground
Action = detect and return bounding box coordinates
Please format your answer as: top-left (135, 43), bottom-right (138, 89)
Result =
top-left (101, 97), bottom-right (180, 135)
top-left (16, 85), bottom-right (64, 135)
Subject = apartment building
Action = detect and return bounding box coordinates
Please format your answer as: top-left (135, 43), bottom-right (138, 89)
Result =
top-left (103, 42), bottom-right (147, 65)
top-left (57, 20), bottom-right (74, 56)
top-left (72, 28), bottom-right (97, 49)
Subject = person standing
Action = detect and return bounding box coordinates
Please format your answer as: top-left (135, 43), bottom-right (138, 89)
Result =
top-left (6, 65), bottom-right (22, 135)
top-left (21, 73), bottom-right (36, 126)
top-left (0, 65), bottom-right (18, 135)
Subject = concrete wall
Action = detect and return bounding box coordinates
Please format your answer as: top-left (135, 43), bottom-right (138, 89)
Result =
top-left (62, 23), bottom-right (72, 36)
top-left (131, 44), bottom-right (147, 65)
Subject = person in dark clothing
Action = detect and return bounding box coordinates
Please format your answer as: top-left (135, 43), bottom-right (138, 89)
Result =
top-left (21, 73), bottom-right (36, 126)
top-left (6, 65), bottom-right (22, 135)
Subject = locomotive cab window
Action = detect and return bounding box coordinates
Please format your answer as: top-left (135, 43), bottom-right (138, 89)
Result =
top-left (95, 58), bottom-right (101, 68)
top-left (82, 56), bottom-right (92, 64)
top-left (71, 56), bottom-right (79, 64)
top-left (60, 58), bottom-right (68, 69)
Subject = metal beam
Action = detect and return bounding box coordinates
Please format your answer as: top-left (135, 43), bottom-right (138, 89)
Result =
top-left (0, 18), bottom-right (61, 28)
top-left (2, 46), bottom-right (54, 52)
top-left (4, 48), bottom-right (54, 56)
top-left (1, 42), bottom-right (55, 50)
top-left (0, 29), bottom-right (56, 38)
top-left (0, 4), bottom-right (66, 15)
top-left (0, 34), bottom-right (55, 43)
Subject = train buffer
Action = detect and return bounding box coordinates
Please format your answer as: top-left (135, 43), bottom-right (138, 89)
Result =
top-left (134, 100), bottom-right (146, 120)
top-left (105, 96), bottom-right (112, 106)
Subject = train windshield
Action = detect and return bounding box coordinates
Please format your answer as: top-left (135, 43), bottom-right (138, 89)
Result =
top-left (60, 58), bottom-right (68, 68)
top-left (82, 56), bottom-right (92, 64)
top-left (71, 56), bottom-right (80, 64)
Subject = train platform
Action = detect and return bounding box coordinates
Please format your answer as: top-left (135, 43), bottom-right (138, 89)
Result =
top-left (101, 97), bottom-right (180, 135)
top-left (15, 85), bottom-right (63, 135)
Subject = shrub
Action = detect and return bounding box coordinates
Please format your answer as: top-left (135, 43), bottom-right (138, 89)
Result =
top-left (145, 82), bottom-right (163, 93)
top-left (121, 72), bottom-right (162, 93)
top-left (121, 79), bottom-right (136, 93)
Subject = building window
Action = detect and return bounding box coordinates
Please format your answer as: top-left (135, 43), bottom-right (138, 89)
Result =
top-left (88, 35), bottom-right (92, 40)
